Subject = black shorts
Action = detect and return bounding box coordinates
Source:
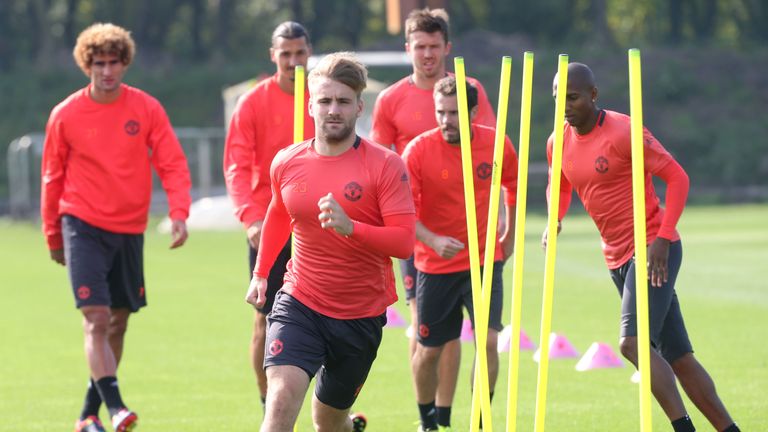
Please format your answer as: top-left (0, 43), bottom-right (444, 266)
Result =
top-left (610, 240), bottom-right (693, 363)
top-left (399, 255), bottom-right (417, 302)
top-left (62, 215), bottom-right (146, 312)
top-left (416, 263), bottom-right (504, 347)
top-left (264, 291), bottom-right (385, 410)
top-left (249, 238), bottom-right (291, 314)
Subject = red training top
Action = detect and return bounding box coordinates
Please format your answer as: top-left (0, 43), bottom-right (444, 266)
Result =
top-left (403, 125), bottom-right (518, 274)
top-left (370, 74), bottom-right (496, 155)
top-left (547, 109), bottom-right (689, 269)
top-left (255, 137), bottom-right (416, 319)
top-left (224, 74), bottom-right (315, 227)
top-left (41, 83), bottom-right (191, 250)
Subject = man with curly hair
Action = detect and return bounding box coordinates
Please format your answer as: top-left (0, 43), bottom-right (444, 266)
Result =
top-left (41, 23), bottom-right (191, 432)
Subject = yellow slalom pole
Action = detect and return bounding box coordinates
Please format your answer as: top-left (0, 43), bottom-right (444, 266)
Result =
top-left (628, 48), bottom-right (653, 432)
top-left (454, 57), bottom-right (493, 432)
top-left (505, 51), bottom-right (533, 432)
top-left (533, 54), bottom-right (568, 432)
top-left (469, 55), bottom-right (512, 432)
top-left (293, 65), bottom-right (305, 143)
top-left (292, 63), bottom-right (305, 432)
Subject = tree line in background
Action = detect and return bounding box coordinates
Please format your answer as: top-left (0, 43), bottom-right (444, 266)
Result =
top-left (1, 0), bottom-right (767, 70)
top-left (0, 0), bottom-right (767, 206)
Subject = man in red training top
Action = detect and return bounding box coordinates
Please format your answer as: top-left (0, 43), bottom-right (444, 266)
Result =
top-left (403, 76), bottom-right (517, 431)
top-left (223, 21), bottom-right (314, 410)
top-left (543, 62), bottom-right (740, 432)
top-left (41, 23), bottom-right (191, 432)
top-left (369, 9), bottom-right (497, 422)
top-left (245, 52), bottom-right (415, 432)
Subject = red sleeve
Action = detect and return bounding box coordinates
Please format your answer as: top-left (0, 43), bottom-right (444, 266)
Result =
top-left (473, 80), bottom-right (497, 128)
top-left (148, 99), bottom-right (191, 221)
top-left (654, 159), bottom-right (689, 240)
top-left (350, 213), bottom-right (416, 259)
top-left (501, 135), bottom-right (518, 205)
top-left (223, 96), bottom-right (261, 227)
top-left (402, 139), bottom-right (422, 213)
top-left (545, 134), bottom-right (572, 220)
top-left (254, 163), bottom-right (291, 277)
top-left (40, 113), bottom-right (68, 250)
top-left (370, 93), bottom-right (396, 147)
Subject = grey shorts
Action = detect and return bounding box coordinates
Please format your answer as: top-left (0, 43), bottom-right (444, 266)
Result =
top-left (610, 240), bottom-right (693, 363)
top-left (416, 263), bottom-right (504, 347)
top-left (62, 215), bottom-right (146, 312)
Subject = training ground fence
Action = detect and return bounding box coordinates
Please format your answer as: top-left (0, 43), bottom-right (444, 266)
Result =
top-left (6, 127), bottom-right (227, 220)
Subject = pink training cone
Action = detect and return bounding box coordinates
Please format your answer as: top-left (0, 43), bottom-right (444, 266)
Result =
top-left (460, 318), bottom-right (474, 343)
top-left (533, 333), bottom-right (580, 362)
top-left (519, 329), bottom-right (535, 350)
top-left (385, 306), bottom-right (407, 327)
top-left (575, 342), bottom-right (624, 371)
top-left (497, 325), bottom-right (536, 352)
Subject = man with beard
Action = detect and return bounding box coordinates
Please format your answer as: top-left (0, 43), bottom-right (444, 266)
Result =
top-left (543, 62), bottom-right (740, 432)
top-left (403, 76), bottom-right (517, 432)
top-left (245, 52), bottom-right (416, 432)
top-left (223, 21), bottom-right (314, 410)
top-left (370, 9), bottom-right (496, 428)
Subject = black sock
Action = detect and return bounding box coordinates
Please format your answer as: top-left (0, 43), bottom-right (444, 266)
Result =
top-left (722, 424), bottom-right (740, 432)
top-left (435, 405), bottom-right (451, 427)
top-left (94, 376), bottom-right (126, 418)
top-left (79, 378), bottom-right (102, 420)
top-left (671, 415), bottom-right (696, 432)
top-left (477, 392), bottom-right (494, 430)
top-left (418, 401), bottom-right (437, 430)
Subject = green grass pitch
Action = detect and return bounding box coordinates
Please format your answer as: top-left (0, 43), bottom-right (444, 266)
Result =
top-left (1, 205), bottom-right (766, 430)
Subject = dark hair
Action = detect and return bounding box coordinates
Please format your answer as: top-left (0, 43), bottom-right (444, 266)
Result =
top-left (271, 21), bottom-right (311, 46)
top-left (405, 8), bottom-right (449, 43)
top-left (434, 75), bottom-right (478, 111)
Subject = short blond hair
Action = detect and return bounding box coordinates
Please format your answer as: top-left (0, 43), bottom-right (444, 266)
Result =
top-left (308, 52), bottom-right (367, 98)
top-left (73, 23), bottom-right (135, 75)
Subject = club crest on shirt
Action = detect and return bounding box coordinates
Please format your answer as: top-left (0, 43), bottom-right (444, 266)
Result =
top-left (124, 120), bottom-right (140, 136)
top-left (595, 156), bottom-right (609, 174)
top-left (476, 162), bottom-right (492, 180)
top-left (344, 181), bottom-right (363, 202)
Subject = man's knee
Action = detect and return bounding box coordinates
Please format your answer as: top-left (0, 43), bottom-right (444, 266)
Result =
top-left (669, 352), bottom-right (697, 375)
top-left (414, 344), bottom-right (442, 366)
top-left (108, 310), bottom-right (130, 338)
top-left (619, 336), bottom-right (638, 361)
top-left (82, 307), bottom-right (111, 335)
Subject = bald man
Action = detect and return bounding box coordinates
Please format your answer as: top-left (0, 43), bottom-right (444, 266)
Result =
top-left (543, 63), bottom-right (739, 432)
